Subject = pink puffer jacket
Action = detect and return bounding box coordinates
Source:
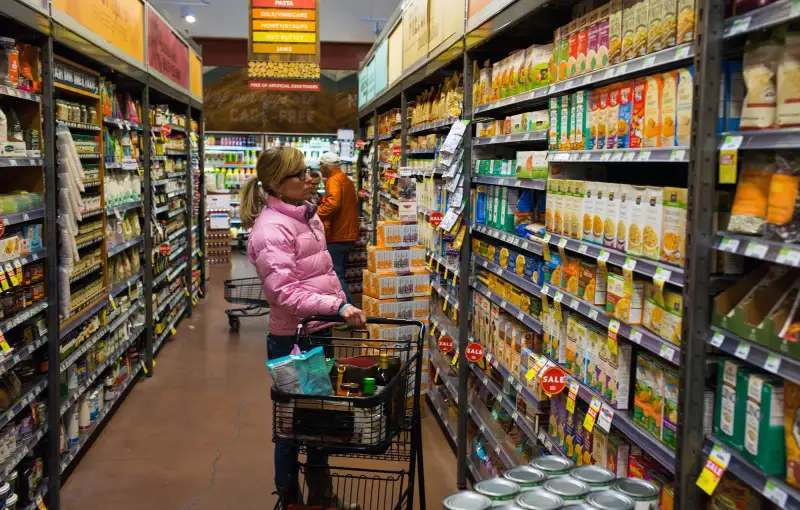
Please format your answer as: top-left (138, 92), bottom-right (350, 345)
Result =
top-left (247, 195), bottom-right (346, 335)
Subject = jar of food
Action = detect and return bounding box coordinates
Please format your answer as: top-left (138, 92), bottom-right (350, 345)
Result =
top-left (3, 492), bottom-right (17, 510)
top-left (0, 38), bottom-right (18, 88)
top-left (80, 105), bottom-right (88, 124)
top-left (515, 489), bottom-right (563, 510)
top-left (609, 479), bottom-right (659, 510)
top-left (542, 477), bottom-right (590, 505)
top-left (585, 490), bottom-right (634, 510)
top-left (503, 466), bottom-right (547, 492)
top-left (474, 478), bottom-right (521, 507)
top-left (569, 466), bottom-right (615, 492)
top-left (88, 106), bottom-right (97, 124)
top-left (442, 491), bottom-right (493, 510)
top-left (530, 456), bottom-right (575, 478)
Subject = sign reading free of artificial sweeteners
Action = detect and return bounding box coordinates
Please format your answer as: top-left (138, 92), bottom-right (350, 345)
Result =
top-left (248, 0), bottom-right (320, 91)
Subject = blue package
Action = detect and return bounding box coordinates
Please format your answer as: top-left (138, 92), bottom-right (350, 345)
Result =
top-left (726, 59), bottom-right (744, 131)
top-left (475, 186), bottom-right (487, 224)
top-left (267, 345), bottom-right (334, 396)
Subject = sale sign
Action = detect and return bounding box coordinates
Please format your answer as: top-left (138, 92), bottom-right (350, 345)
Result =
top-left (429, 212), bottom-right (443, 227)
top-left (540, 366), bottom-right (567, 395)
top-left (147, 7), bottom-right (189, 89)
top-left (437, 336), bottom-right (454, 354)
top-left (465, 342), bottom-right (484, 362)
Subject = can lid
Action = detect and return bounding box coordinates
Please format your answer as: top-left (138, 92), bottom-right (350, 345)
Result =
top-left (5, 471), bottom-right (16, 482)
top-left (561, 505), bottom-right (595, 509)
top-left (611, 478), bottom-right (660, 499)
top-left (569, 466), bottom-right (615, 485)
top-left (363, 378), bottom-right (376, 394)
top-left (515, 489), bottom-right (564, 510)
top-left (503, 466), bottom-right (547, 485)
top-left (543, 476), bottom-right (590, 497)
top-left (492, 505), bottom-right (525, 510)
top-left (475, 478), bottom-right (521, 498)
top-left (443, 491), bottom-right (493, 510)
top-left (0, 483), bottom-right (9, 496)
top-left (586, 490), bottom-right (635, 510)
top-left (4, 493), bottom-right (17, 507)
top-left (530, 455), bottom-right (575, 473)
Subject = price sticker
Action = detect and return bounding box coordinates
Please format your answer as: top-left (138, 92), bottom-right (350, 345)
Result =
top-left (744, 241), bottom-right (768, 259)
top-left (12, 260), bottom-right (21, 281)
top-left (583, 396), bottom-right (602, 432)
top-left (652, 267), bottom-right (672, 306)
top-left (480, 424), bottom-right (486, 435)
top-left (36, 496), bottom-right (47, 510)
top-left (764, 353), bottom-right (782, 374)
top-left (696, 443), bottom-right (732, 495)
top-left (600, 152), bottom-right (611, 161)
top-left (660, 343), bottom-right (677, 363)
top-left (734, 341), bottom-right (751, 359)
top-left (540, 285), bottom-right (549, 311)
top-left (442, 298), bottom-right (448, 312)
top-left (0, 271), bottom-right (9, 292)
top-left (603, 68), bottom-right (616, 80)
top-left (670, 149), bottom-right (686, 161)
top-left (170, 327), bottom-right (177, 336)
top-left (763, 480), bottom-right (789, 507)
top-left (525, 356), bottom-right (547, 381)
top-left (608, 320), bottom-right (621, 338)
top-left (565, 380), bottom-right (580, 414)
top-left (596, 402), bottom-right (615, 432)
top-left (710, 332), bottom-right (725, 347)
top-left (622, 258), bottom-right (636, 295)
top-left (110, 296), bottom-right (117, 311)
top-left (719, 135), bottom-right (744, 184)
top-left (638, 151), bottom-right (651, 161)
top-left (728, 16), bottom-right (751, 35)
top-left (581, 152), bottom-right (591, 161)
top-left (718, 237), bottom-right (740, 253)
top-left (643, 55), bottom-right (656, 67)
top-left (3, 263), bottom-right (16, 287)
top-left (578, 244), bottom-right (588, 255)
top-left (451, 350), bottom-right (459, 366)
top-left (629, 330), bottom-right (643, 344)
top-left (494, 444), bottom-right (501, 455)
top-left (778, 247), bottom-right (800, 266)
top-left (611, 152), bottom-right (623, 162)
top-left (589, 308), bottom-right (599, 321)
top-left (511, 410), bottom-right (518, 421)
top-left (496, 394), bottom-right (503, 404)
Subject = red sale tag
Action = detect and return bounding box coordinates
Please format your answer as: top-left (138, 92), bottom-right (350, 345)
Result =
top-left (160, 124), bottom-right (172, 136)
top-left (159, 242), bottom-right (171, 255)
top-left (465, 342), bottom-right (485, 363)
top-left (437, 336), bottom-right (455, 354)
top-left (429, 212), bottom-right (443, 227)
top-left (540, 365), bottom-right (567, 395)
top-left (697, 444), bottom-right (732, 495)
top-left (392, 145), bottom-right (401, 157)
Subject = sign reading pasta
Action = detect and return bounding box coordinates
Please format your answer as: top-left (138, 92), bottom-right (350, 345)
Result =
top-left (248, 0), bottom-right (320, 91)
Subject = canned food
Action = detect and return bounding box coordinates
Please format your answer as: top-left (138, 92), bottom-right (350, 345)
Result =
top-left (585, 490), bottom-right (635, 510)
top-left (3, 492), bottom-right (16, 510)
top-left (561, 506), bottom-right (595, 509)
top-left (0, 483), bottom-right (9, 506)
top-left (504, 465), bottom-right (547, 491)
top-left (569, 466), bottom-right (615, 491)
top-left (493, 505), bottom-right (525, 510)
top-left (543, 476), bottom-right (590, 504)
top-left (609, 479), bottom-right (659, 510)
top-left (443, 490), bottom-right (493, 510)
top-left (475, 478), bottom-right (521, 507)
top-left (530, 456), bottom-right (575, 477)
top-left (516, 488), bottom-right (564, 510)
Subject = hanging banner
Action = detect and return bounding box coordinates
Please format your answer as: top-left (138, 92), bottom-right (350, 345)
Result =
top-left (403, 0), bottom-right (429, 70)
top-left (387, 21), bottom-right (403, 85)
top-left (147, 7), bottom-right (190, 89)
top-left (249, 0), bottom-right (320, 91)
top-left (373, 39), bottom-right (388, 94)
top-left (428, 0), bottom-right (464, 51)
top-left (190, 49), bottom-right (203, 99)
top-left (52, 0), bottom-right (145, 64)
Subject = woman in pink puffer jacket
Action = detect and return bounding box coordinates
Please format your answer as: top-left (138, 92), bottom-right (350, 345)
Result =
top-left (239, 146), bottom-right (365, 507)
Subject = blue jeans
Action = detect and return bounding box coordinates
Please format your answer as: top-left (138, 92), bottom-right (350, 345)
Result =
top-left (328, 242), bottom-right (354, 304)
top-left (267, 331), bottom-right (329, 497)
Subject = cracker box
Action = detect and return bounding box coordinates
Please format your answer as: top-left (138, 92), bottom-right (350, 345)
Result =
top-left (676, 67), bottom-right (693, 147)
top-left (517, 151), bottom-right (549, 179)
top-left (570, 92), bottom-right (578, 148)
top-left (584, 323), bottom-right (604, 392)
top-left (526, 110), bottom-right (549, 131)
top-left (603, 184), bottom-right (621, 250)
top-left (661, 187), bottom-right (687, 267)
top-left (643, 74), bottom-right (664, 147)
top-left (545, 180), bottom-right (555, 231)
top-left (631, 78), bottom-right (647, 148)
top-left (582, 259), bottom-right (607, 307)
top-left (622, 0), bottom-right (637, 61)
top-left (606, 85), bottom-right (621, 149)
top-left (661, 289), bottom-right (683, 346)
top-left (785, 381), bottom-right (800, 489)
top-left (607, 432), bottom-right (631, 477)
top-left (743, 373), bottom-right (785, 474)
top-left (596, 87), bottom-right (610, 150)
top-left (587, 9), bottom-right (600, 73)
top-left (627, 187), bottom-right (647, 257)
top-left (607, 270), bottom-right (644, 324)
top-left (582, 182), bottom-right (595, 242)
top-left (617, 81), bottom-right (634, 149)
top-left (604, 334), bottom-right (633, 409)
top-left (511, 49), bottom-right (527, 96)
top-left (677, 0), bottom-right (695, 43)
top-left (663, 0), bottom-right (678, 49)
top-left (634, 0), bottom-right (649, 58)
top-left (634, 353), bottom-right (665, 439)
top-left (577, 14), bottom-right (589, 76)
top-left (648, 0), bottom-right (664, 53)
top-left (661, 71), bottom-right (678, 147)
top-left (560, 95), bottom-right (571, 151)
top-left (608, 0), bottom-right (623, 65)
top-left (714, 358), bottom-right (754, 450)
top-left (571, 180), bottom-right (585, 239)
top-left (527, 44), bottom-right (553, 90)
top-left (662, 368), bottom-right (679, 450)
top-left (587, 91), bottom-right (599, 150)
top-left (616, 184), bottom-right (632, 252)
top-left (642, 186), bottom-right (663, 261)
top-left (567, 20), bottom-right (579, 78)
top-left (592, 183), bottom-right (606, 245)
top-left (574, 90), bottom-right (589, 150)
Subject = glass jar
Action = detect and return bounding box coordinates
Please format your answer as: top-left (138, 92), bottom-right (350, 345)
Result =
top-left (0, 38), bottom-right (18, 88)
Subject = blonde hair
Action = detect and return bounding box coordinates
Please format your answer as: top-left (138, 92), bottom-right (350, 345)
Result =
top-left (239, 147), bottom-right (306, 228)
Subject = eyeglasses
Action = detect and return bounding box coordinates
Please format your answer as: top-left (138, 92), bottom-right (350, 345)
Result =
top-left (283, 166), bottom-right (312, 182)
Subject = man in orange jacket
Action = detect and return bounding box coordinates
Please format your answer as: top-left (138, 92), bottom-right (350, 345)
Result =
top-left (318, 152), bottom-right (359, 303)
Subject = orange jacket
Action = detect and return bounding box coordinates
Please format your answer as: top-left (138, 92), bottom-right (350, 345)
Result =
top-left (317, 168), bottom-right (359, 243)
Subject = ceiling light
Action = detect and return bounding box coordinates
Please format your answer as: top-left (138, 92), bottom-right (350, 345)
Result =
top-left (181, 5), bottom-right (196, 23)
top-left (185, 13), bottom-right (196, 22)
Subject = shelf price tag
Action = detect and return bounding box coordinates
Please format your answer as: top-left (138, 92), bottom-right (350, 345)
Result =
top-left (744, 241), bottom-right (768, 259)
top-left (558, 237), bottom-right (568, 262)
top-left (670, 149), bottom-right (686, 161)
top-left (718, 237), bottom-right (740, 253)
top-left (36, 496), bottom-right (47, 510)
top-left (565, 379), bottom-right (580, 414)
top-left (427, 253), bottom-right (434, 269)
top-left (734, 341), bottom-right (751, 360)
top-left (763, 480), bottom-right (789, 507)
top-left (451, 350), bottom-right (459, 366)
top-left (541, 285), bottom-right (549, 310)
top-left (0, 271), bottom-right (9, 292)
top-left (12, 260), bottom-right (21, 281)
top-left (719, 135), bottom-right (744, 184)
top-left (525, 355), bottom-right (547, 381)
top-left (583, 396), bottom-right (602, 432)
top-left (710, 332), bottom-right (725, 347)
top-left (607, 320), bottom-right (620, 355)
top-left (697, 443), bottom-right (731, 495)
top-left (170, 326), bottom-right (177, 336)
top-left (660, 343), bottom-right (677, 363)
top-left (764, 353), bottom-right (782, 374)
top-left (110, 296), bottom-right (117, 311)
top-left (596, 402), bottom-right (615, 433)
top-left (140, 359), bottom-right (149, 376)
top-left (553, 292), bottom-right (564, 322)
top-left (778, 247), bottom-right (800, 266)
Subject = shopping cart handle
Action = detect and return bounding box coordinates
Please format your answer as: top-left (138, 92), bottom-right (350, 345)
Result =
top-left (300, 315), bottom-right (425, 328)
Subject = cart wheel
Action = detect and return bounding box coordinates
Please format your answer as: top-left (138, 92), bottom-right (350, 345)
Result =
top-left (229, 317), bottom-right (240, 333)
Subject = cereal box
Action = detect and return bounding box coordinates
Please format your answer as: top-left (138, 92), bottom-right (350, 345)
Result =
top-left (607, 433), bottom-right (631, 477)
top-left (743, 374), bottom-right (785, 475)
top-left (663, 0), bottom-right (677, 49)
top-left (574, 90), bottom-right (589, 151)
top-left (608, 0), bottom-right (623, 65)
top-left (622, 0), bottom-right (637, 61)
top-left (545, 180), bottom-right (555, 231)
top-left (592, 427), bottom-right (609, 467)
top-left (550, 97), bottom-right (561, 150)
top-left (516, 151), bottom-right (548, 179)
top-left (605, 335), bottom-right (633, 409)
top-left (661, 71), bottom-right (678, 147)
top-left (560, 95), bottom-right (571, 151)
top-left (593, 183), bottom-right (606, 245)
top-left (617, 81), bottom-right (634, 149)
top-left (552, 28), bottom-right (563, 84)
top-left (676, 67), bottom-right (693, 147)
top-left (631, 78), bottom-right (647, 148)
top-left (555, 180), bottom-right (566, 235)
top-left (596, 87), bottom-right (610, 150)
top-left (648, 0), bottom-right (664, 53)
top-left (577, 14), bottom-right (589, 76)
top-left (529, 44), bottom-right (553, 89)
top-left (634, 353), bottom-right (665, 440)
top-left (579, 259), bottom-right (607, 307)
top-left (570, 93), bottom-right (578, 149)
top-left (634, 0), bottom-right (649, 58)
top-left (662, 369), bottom-right (679, 450)
top-left (616, 184), bottom-right (632, 252)
top-left (526, 110), bottom-right (549, 131)
top-left (606, 85), bottom-right (621, 149)
top-left (572, 181), bottom-right (586, 239)
top-left (661, 187), bottom-right (686, 266)
top-left (784, 381), bottom-right (800, 489)
top-left (714, 358), bottom-right (753, 450)
top-left (604, 183), bottom-right (621, 250)
top-left (565, 316), bottom-right (581, 376)
top-left (567, 20), bottom-right (579, 78)
top-left (642, 186), bottom-right (663, 261)
top-left (587, 9), bottom-right (600, 73)
top-left (643, 74), bottom-right (664, 147)
top-left (643, 288), bottom-right (663, 337)
top-left (607, 270), bottom-right (644, 324)
top-left (677, 0), bottom-right (695, 43)
top-left (582, 182), bottom-right (595, 242)
top-left (561, 257), bottom-right (580, 295)
top-left (587, 91), bottom-right (598, 150)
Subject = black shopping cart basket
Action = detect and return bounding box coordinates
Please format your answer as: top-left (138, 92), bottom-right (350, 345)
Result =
top-left (271, 315), bottom-right (427, 510)
top-left (223, 277), bottom-right (269, 332)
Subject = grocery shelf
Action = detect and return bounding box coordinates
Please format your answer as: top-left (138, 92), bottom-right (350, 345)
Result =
top-left (24, 480), bottom-right (48, 510)
top-left (0, 85), bottom-right (41, 102)
top-left (167, 207), bottom-right (185, 219)
top-left (103, 116), bottom-right (143, 131)
top-left (59, 296), bottom-right (108, 336)
top-left (1, 425), bottom-right (47, 478)
top-left (168, 246), bottom-right (187, 262)
top-left (0, 301), bottom-right (48, 335)
top-left (106, 201), bottom-right (142, 215)
top-left (154, 204), bottom-right (170, 214)
top-left (167, 189), bottom-right (187, 198)
top-left (431, 281), bottom-right (459, 311)
top-left (473, 176), bottom-right (546, 190)
top-left (709, 327), bottom-right (800, 385)
top-left (59, 325), bottom-right (110, 373)
top-left (472, 84), bottom-right (551, 116)
top-left (407, 148), bottom-right (435, 155)
top-left (0, 379), bottom-right (46, 430)
top-left (154, 305), bottom-right (187, 353)
top-left (548, 147), bottom-right (689, 163)
top-left (427, 249), bottom-right (458, 274)
top-left (156, 287), bottom-right (183, 318)
top-left (720, 128), bottom-right (800, 150)
top-left (77, 153), bottom-right (102, 159)
top-left (204, 163), bottom-right (255, 169)
top-left (5, 247), bottom-right (47, 270)
top-left (110, 271), bottom-right (143, 298)
top-left (152, 178), bottom-right (168, 186)
top-left (703, 436), bottom-right (800, 509)
top-left (473, 131), bottom-right (547, 146)
top-left (539, 232), bottom-right (685, 287)
top-left (168, 226), bottom-right (187, 242)
top-left (467, 405), bottom-right (520, 468)
top-left (725, 0), bottom-right (800, 37)
top-left (165, 150), bottom-right (186, 156)
top-left (205, 145), bottom-right (263, 151)
top-left (0, 208), bottom-right (45, 226)
top-left (715, 232), bottom-right (800, 267)
top-left (69, 262), bottom-right (103, 283)
top-left (0, 336), bottom-right (48, 380)
top-left (430, 350), bottom-right (459, 404)
top-left (470, 279), bottom-right (543, 334)
top-left (471, 223), bottom-right (544, 256)
top-left (75, 234), bottom-right (105, 250)
top-left (108, 236), bottom-right (143, 258)
top-left (79, 208), bottom-right (104, 220)
top-left (408, 117), bottom-right (458, 134)
top-left (153, 124), bottom-right (185, 134)
top-left (0, 158), bottom-right (44, 168)
top-left (473, 254), bottom-right (542, 299)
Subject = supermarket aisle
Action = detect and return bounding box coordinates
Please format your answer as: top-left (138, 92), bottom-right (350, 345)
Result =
top-left (61, 254), bottom-right (458, 510)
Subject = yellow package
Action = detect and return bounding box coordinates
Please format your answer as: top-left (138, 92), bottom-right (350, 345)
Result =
top-left (676, 0), bottom-right (695, 43)
top-left (661, 187), bottom-right (686, 267)
top-left (643, 74), bottom-right (664, 147)
top-left (634, 0), bottom-right (649, 58)
top-left (643, 187), bottom-right (664, 261)
top-left (622, 0), bottom-right (637, 61)
top-left (660, 289), bottom-right (682, 346)
top-left (648, 0), bottom-right (663, 54)
top-left (660, 71), bottom-right (678, 147)
top-left (675, 67), bottom-right (693, 147)
top-left (662, 0), bottom-right (677, 49)
top-left (606, 271), bottom-right (644, 324)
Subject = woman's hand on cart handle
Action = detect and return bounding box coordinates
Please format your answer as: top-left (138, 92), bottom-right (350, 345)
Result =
top-left (339, 303), bottom-right (367, 328)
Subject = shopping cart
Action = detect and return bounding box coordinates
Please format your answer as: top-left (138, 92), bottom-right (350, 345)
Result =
top-left (271, 315), bottom-right (427, 510)
top-left (223, 277), bottom-right (269, 332)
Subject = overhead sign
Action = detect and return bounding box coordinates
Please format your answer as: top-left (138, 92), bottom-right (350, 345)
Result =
top-left (147, 7), bottom-right (190, 90)
top-left (190, 49), bottom-right (203, 99)
top-left (402, 0), bottom-right (429, 70)
top-left (249, 0), bottom-right (320, 91)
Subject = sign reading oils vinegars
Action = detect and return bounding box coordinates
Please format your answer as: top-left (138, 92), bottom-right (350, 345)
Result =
top-left (249, 0), bottom-right (320, 91)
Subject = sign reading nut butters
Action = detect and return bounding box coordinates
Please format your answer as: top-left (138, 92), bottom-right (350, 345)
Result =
top-left (540, 366), bottom-right (567, 395)
top-left (437, 336), bottom-right (454, 354)
top-left (465, 342), bottom-right (485, 363)
top-left (429, 212), bottom-right (444, 227)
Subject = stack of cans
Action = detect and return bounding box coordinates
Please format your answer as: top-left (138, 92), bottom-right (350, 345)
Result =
top-left (443, 456), bottom-right (660, 510)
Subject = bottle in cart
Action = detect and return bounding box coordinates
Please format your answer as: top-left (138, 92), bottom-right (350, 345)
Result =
top-left (375, 352), bottom-right (390, 392)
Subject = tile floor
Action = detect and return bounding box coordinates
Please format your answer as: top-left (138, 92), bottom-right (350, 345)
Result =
top-left (61, 254), bottom-right (460, 510)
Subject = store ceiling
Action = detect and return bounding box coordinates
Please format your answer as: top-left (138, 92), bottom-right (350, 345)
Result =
top-left (157, 0), bottom-right (400, 44)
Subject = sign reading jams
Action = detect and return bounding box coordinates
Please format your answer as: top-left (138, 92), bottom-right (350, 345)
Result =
top-left (249, 0), bottom-right (320, 91)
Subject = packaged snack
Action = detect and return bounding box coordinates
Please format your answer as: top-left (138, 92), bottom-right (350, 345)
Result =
top-left (617, 184), bottom-right (632, 251)
top-left (568, 20), bottom-right (579, 78)
top-left (596, 87), bottom-right (609, 150)
top-left (622, 0), bottom-right (637, 62)
top-left (606, 85), bottom-right (620, 149)
top-left (644, 74), bottom-right (664, 147)
top-left (607, 270), bottom-right (644, 324)
top-left (570, 91), bottom-right (578, 148)
top-left (677, 0), bottom-right (696, 43)
top-left (511, 49), bottom-right (527, 96)
top-left (785, 381), bottom-right (800, 489)
top-left (660, 71), bottom-right (678, 147)
top-left (528, 44), bottom-right (553, 89)
top-left (574, 90), bottom-right (589, 151)
top-left (577, 14), bottom-right (589, 76)
top-left (741, 37), bottom-right (781, 130)
top-left (559, 25), bottom-right (571, 82)
top-left (743, 374), bottom-right (785, 475)
top-left (643, 186), bottom-right (663, 261)
top-left (546, 180), bottom-right (555, 231)
top-left (634, 353), bottom-right (665, 439)
top-left (604, 184), bottom-right (621, 250)
top-left (661, 187), bottom-right (687, 267)
top-left (633, 0), bottom-right (649, 58)
top-left (660, 289), bottom-right (683, 346)
top-left (609, 0), bottom-right (623, 65)
top-left (479, 62), bottom-right (493, 105)
top-left (662, 369), bottom-right (679, 449)
top-left (583, 182), bottom-right (595, 242)
top-left (572, 180), bottom-right (585, 238)
top-left (550, 97), bottom-right (561, 150)
top-left (631, 78), bottom-right (647, 148)
top-left (728, 154), bottom-right (774, 235)
top-left (663, 0), bottom-right (678, 49)
top-left (778, 32), bottom-right (800, 127)
top-left (617, 81), bottom-right (633, 149)
top-left (648, 0), bottom-right (664, 53)
top-left (643, 284), bottom-right (663, 336)
top-left (675, 67), bottom-right (693, 147)
top-left (587, 9), bottom-right (600, 73)
top-left (516, 151), bottom-right (549, 179)
top-left (766, 152), bottom-right (800, 242)
top-left (714, 358), bottom-right (754, 450)
top-left (593, 183), bottom-right (606, 245)
top-left (560, 95), bottom-right (571, 151)
top-left (726, 59), bottom-right (745, 131)
top-left (709, 476), bottom-right (765, 509)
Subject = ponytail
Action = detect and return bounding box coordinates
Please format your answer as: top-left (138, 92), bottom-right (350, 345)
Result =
top-left (239, 177), bottom-right (266, 229)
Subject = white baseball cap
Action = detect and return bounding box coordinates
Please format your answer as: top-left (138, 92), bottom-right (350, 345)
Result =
top-left (319, 152), bottom-right (340, 166)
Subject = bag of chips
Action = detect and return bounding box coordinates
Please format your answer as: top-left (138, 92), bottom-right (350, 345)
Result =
top-left (728, 153), bottom-right (774, 234)
top-left (766, 152), bottom-right (800, 241)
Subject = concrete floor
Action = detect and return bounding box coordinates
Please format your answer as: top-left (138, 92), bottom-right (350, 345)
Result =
top-left (61, 254), bottom-right (459, 510)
